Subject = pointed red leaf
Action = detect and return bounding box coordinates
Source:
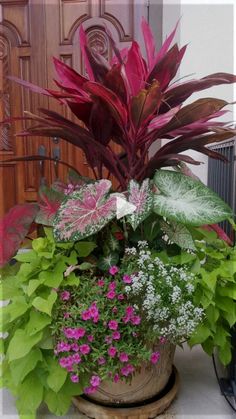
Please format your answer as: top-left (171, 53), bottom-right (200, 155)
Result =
top-left (141, 17), bottom-right (156, 70)
top-left (154, 19), bottom-right (180, 65)
top-left (79, 25), bottom-right (95, 81)
top-left (85, 81), bottom-right (127, 127)
top-left (125, 41), bottom-right (147, 96)
top-left (35, 186), bottom-right (64, 226)
top-left (0, 204), bottom-right (39, 266)
top-left (131, 81), bottom-right (162, 131)
top-left (203, 224), bottom-right (233, 246)
top-left (104, 65), bottom-right (127, 103)
top-left (53, 57), bottom-right (88, 93)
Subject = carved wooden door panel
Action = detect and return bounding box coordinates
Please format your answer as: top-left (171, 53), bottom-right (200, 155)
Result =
top-left (0, 0), bottom-right (147, 215)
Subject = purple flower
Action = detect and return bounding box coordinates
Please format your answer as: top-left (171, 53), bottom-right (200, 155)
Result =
top-left (70, 374), bottom-right (79, 383)
top-left (105, 336), bottom-right (112, 345)
top-left (121, 364), bottom-right (134, 377)
top-left (90, 375), bottom-right (101, 387)
top-left (106, 290), bottom-right (116, 299)
top-left (71, 343), bottom-right (79, 352)
top-left (60, 291), bottom-right (70, 301)
top-left (113, 373), bottom-right (120, 383)
top-left (81, 310), bottom-right (91, 321)
top-left (80, 344), bottom-right (91, 355)
top-left (63, 328), bottom-right (75, 339)
top-left (119, 352), bottom-right (129, 363)
top-left (97, 279), bottom-right (105, 287)
top-left (108, 281), bottom-right (117, 290)
top-left (72, 353), bottom-right (81, 364)
top-left (56, 341), bottom-right (71, 353)
top-left (108, 346), bottom-right (117, 358)
top-left (112, 331), bottom-right (121, 340)
top-left (150, 352), bottom-right (160, 364)
top-left (84, 386), bottom-right (97, 395)
top-left (73, 327), bottom-right (86, 339)
top-left (98, 356), bottom-right (106, 365)
top-left (123, 274), bottom-right (132, 284)
top-left (131, 315), bottom-right (141, 325)
top-left (109, 266), bottom-right (119, 275)
top-left (108, 320), bottom-right (118, 330)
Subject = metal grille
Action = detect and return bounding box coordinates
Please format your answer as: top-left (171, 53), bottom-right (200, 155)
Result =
top-left (208, 139), bottom-right (236, 241)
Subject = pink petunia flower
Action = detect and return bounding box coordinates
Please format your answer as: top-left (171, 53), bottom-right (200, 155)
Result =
top-left (92, 314), bottom-right (99, 323)
top-left (60, 291), bottom-right (70, 301)
top-left (131, 315), bottom-right (141, 325)
top-left (84, 386), bottom-right (97, 395)
top-left (80, 344), bottom-right (91, 355)
top-left (108, 346), bottom-right (117, 358)
top-left (63, 327), bottom-right (75, 339)
top-left (112, 331), bottom-right (121, 340)
top-left (117, 294), bottom-right (125, 301)
top-left (123, 274), bottom-right (132, 284)
top-left (120, 364), bottom-right (135, 377)
top-left (90, 375), bottom-right (101, 387)
top-left (150, 352), bottom-right (160, 364)
top-left (70, 374), bottom-right (79, 383)
top-left (98, 356), bottom-right (106, 365)
top-left (113, 373), bottom-right (120, 383)
top-left (106, 290), bottom-right (116, 299)
top-left (126, 306), bottom-right (134, 316)
top-left (56, 341), bottom-right (71, 353)
top-left (63, 312), bottom-right (70, 319)
top-left (108, 320), bottom-right (118, 330)
top-left (108, 281), bottom-right (117, 291)
top-left (73, 327), bottom-right (86, 339)
top-left (89, 303), bottom-right (99, 318)
top-left (112, 306), bottom-right (118, 314)
top-left (81, 310), bottom-right (92, 321)
top-left (105, 336), bottom-right (112, 344)
top-left (97, 279), bottom-right (105, 287)
top-left (159, 336), bottom-right (167, 344)
top-left (109, 266), bottom-right (119, 275)
top-left (87, 335), bottom-right (94, 342)
top-left (71, 343), bottom-right (79, 352)
top-left (72, 353), bottom-right (81, 364)
top-left (119, 352), bottom-right (129, 363)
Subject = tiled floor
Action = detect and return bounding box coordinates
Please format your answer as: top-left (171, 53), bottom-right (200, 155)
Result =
top-left (1, 345), bottom-right (235, 418)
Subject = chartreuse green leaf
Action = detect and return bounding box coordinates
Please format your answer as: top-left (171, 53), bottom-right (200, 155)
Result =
top-left (38, 260), bottom-right (66, 288)
top-left (10, 348), bottom-right (42, 385)
top-left (189, 323), bottom-right (212, 346)
top-left (218, 342), bottom-right (232, 365)
top-left (153, 170), bottom-right (232, 226)
top-left (65, 272), bottom-right (80, 286)
top-left (7, 330), bottom-right (43, 362)
top-left (2, 296), bottom-right (28, 323)
top-left (32, 290), bottom-right (57, 316)
top-left (46, 357), bottom-right (67, 393)
top-left (0, 276), bottom-right (23, 299)
top-left (16, 371), bottom-right (43, 414)
top-left (214, 324), bottom-right (230, 347)
top-left (14, 250), bottom-right (38, 264)
top-left (27, 279), bottom-right (44, 296)
top-left (25, 310), bottom-right (51, 336)
top-left (44, 388), bottom-right (71, 416)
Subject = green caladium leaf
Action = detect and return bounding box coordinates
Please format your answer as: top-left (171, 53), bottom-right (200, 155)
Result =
top-left (15, 371), bottom-right (44, 414)
top-left (7, 330), bottom-right (43, 361)
top-left (32, 290), bottom-right (57, 316)
top-left (161, 220), bottom-right (195, 250)
top-left (98, 253), bottom-right (119, 271)
top-left (10, 348), bottom-right (43, 385)
top-left (126, 179), bottom-right (153, 230)
top-left (46, 357), bottom-right (67, 393)
top-left (25, 311), bottom-right (51, 336)
top-left (153, 170), bottom-right (232, 226)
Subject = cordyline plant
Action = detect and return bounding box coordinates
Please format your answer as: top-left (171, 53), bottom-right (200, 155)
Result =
top-left (0, 18), bottom-right (235, 264)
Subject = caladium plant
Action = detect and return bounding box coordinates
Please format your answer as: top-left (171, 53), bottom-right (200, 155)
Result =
top-left (0, 18), bottom-right (235, 262)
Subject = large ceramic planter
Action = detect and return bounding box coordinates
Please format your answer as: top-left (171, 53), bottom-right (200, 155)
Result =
top-left (73, 343), bottom-right (178, 418)
top-left (87, 342), bottom-right (175, 406)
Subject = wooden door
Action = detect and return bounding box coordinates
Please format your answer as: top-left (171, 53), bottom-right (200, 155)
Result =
top-left (0, 0), bottom-right (148, 216)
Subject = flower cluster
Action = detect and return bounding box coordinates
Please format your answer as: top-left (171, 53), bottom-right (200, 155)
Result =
top-left (123, 243), bottom-right (204, 343)
top-left (52, 268), bottom-right (159, 394)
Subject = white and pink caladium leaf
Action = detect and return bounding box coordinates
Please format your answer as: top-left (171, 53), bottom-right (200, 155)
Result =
top-left (53, 180), bottom-right (118, 241)
top-left (126, 179), bottom-right (153, 231)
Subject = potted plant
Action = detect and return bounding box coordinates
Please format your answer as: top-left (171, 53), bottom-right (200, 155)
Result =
top-left (0, 18), bottom-right (236, 418)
